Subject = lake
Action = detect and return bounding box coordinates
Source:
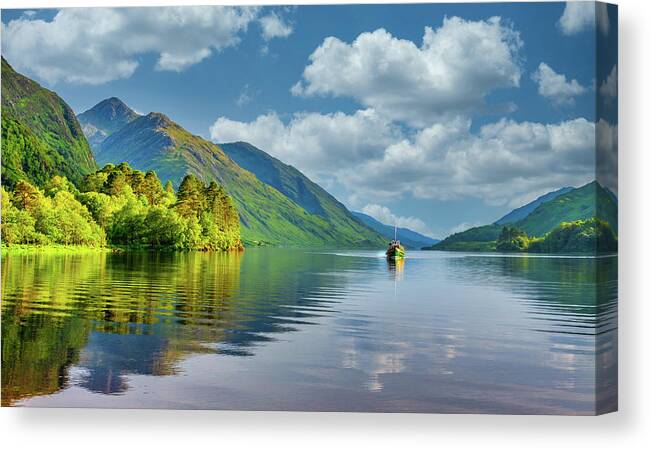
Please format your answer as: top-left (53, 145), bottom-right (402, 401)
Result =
top-left (1, 249), bottom-right (617, 414)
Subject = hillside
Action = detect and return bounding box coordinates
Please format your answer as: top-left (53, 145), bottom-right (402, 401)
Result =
top-left (1, 57), bottom-right (97, 188)
top-left (495, 187), bottom-right (573, 225)
top-left (516, 181), bottom-right (617, 236)
top-left (94, 111), bottom-right (384, 247)
top-left (352, 211), bottom-right (438, 249)
top-left (220, 141), bottom-right (385, 246)
top-left (77, 97), bottom-right (140, 149)
top-left (428, 181), bottom-right (618, 251)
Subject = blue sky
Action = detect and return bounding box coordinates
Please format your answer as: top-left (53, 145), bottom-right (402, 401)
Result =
top-left (1, 3), bottom-right (617, 238)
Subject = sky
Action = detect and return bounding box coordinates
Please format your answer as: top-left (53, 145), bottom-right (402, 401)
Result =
top-left (1, 2), bottom-right (618, 239)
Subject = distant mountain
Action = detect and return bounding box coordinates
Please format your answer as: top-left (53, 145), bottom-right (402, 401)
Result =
top-left (1, 57), bottom-right (97, 188)
top-left (429, 181), bottom-right (618, 251)
top-left (95, 111), bottom-right (385, 247)
top-left (517, 181), bottom-right (617, 236)
top-left (77, 97), bottom-right (140, 149)
top-left (495, 187), bottom-right (574, 225)
top-left (352, 211), bottom-right (438, 249)
top-left (220, 141), bottom-right (384, 245)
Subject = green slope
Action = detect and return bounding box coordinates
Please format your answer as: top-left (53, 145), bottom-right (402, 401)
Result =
top-left (516, 181), bottom-right (617, 236)
top-left (96, 113), bottom-right (384, 247)
top-left (1, 57), bottom-right (97, 188)
top-left (220, 142), bottom-right (385, 247)
top-left (428, 181), bottom-right (618, 251)
top-left (77, 97), bottom-right (140, 150)
top-left (495, 187), bottom-right (573, 225)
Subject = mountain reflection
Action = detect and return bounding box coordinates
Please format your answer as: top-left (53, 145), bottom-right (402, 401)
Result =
top-left (1, 250), bottom-right (348, 403)
top-left (1, 250), bottom-right (618, 413)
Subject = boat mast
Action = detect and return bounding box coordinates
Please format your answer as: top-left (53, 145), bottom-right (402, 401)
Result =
top-left (394, 225), bottom-right (397, 241)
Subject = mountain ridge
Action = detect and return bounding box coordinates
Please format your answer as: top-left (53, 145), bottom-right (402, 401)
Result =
top-left (85, 100), bottom-right (385, 247)
top-left (495, 186), bottom-right (574, 225)
top-left (1, 56), bottom-right (97, 188)
top-left (77, 97), bottom-right (140, 149)
top-left (429, 181), bottom-right (617, 251)
top-left (219, 141), bottom-right (386, 247)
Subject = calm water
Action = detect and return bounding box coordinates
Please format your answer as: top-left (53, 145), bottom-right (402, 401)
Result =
top-left (1, 249), bottom-right (617, 414)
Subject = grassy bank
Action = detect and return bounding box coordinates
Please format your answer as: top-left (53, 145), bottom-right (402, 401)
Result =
top-left (2, 244), bottom-right (114, 255)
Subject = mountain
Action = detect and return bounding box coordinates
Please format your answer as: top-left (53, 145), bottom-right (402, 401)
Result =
top-left (77, 97), bottom-right (140, 149)
top-left (219, 141), bottom-right (385, 245)
top-left (495, 187), bottom-right (574, 225)
top-left (429, 181), bottom-right (617, 251)
top-left (352, 211), bottom-right (439, 249)
top-left (1, 57), bottom-right (97, 188)
top-left (516, 181), bottom-right (617, 236)
top-left (94, 111), bottom-right (385, 247)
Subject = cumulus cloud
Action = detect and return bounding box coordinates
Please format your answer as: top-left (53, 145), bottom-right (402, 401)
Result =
top-left (532, 62), bottom-right (587, 106)
top-left (259, 11), bottom-right (293, 40)
top-left (0, 6), bottom-right (294, 84)
top-left (291, 16), bottom-right (522, 125)
top-left (599, 65), bottom-right (617, 102)
top-left (210, 109), bottom-right (597, 206)
top-left (558, 2), bottom-right (609, 36)
top-left (211, 108), bottom-right (401, 184)
top-left (361, 204), bottom-right (432, 236)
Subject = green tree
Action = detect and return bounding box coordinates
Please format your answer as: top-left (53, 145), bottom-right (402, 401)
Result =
top-left (496, 226), bottom-right (530, 252)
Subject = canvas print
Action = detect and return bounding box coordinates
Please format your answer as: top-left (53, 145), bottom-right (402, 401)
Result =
top-left (0, 2), bottom-right (618, 415)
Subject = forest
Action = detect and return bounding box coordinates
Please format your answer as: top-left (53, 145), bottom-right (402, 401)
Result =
top-left (495, 218), bottom-right (618, 253)
top-left (1, 162), bottom-right (242, 251)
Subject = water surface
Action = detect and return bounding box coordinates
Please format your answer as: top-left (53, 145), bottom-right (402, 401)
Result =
top-left (1, 249), bottom-right (617, 414)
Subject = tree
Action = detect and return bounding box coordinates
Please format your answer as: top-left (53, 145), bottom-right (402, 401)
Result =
top-left (11, 180), bottom-right (42, 212)
top-left (496, 226), bottom-right (530, 252)
top-left (175, 174), bottom-right (206, 218)
top-left (1, 187), bottom-right (39, 244)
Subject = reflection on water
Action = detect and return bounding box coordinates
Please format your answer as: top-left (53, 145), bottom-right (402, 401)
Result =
top-left (1, 249), bottom-right (617, 414)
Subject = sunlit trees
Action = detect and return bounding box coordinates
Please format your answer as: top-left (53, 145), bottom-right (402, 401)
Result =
top-left (2, 163), bottom-right (242, 251)
top-left (496, 226), bottom-right (530, 252)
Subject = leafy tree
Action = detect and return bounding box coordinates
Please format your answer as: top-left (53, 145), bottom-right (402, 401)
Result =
top-left (3, 163), bottom-right (241, 251)
top-left (1, 187), bottom-right (39, 244)
top-left (496, 226), bottom-right (530, 252)
top-left (528, 218), bottom-right (617, 254)
top-left (175, 174), bottom-right (206, 218)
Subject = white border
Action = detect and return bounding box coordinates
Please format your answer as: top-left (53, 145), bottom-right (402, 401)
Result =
top-left (1, 1), bottom-right (649, 448)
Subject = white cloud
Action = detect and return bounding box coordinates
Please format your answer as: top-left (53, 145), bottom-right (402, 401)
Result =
top-left (236, 84), bottom-right (255, 107)
top-left (259, 11), bottom-right (293, 40)
top-left (291, 16), bottom-right (522, 126)
top-left (599, 65), bottom-right (617, 102)
top-left (361, 204), bottom-right (432, 236)
top-left (532, 62), bottom-right (587, 106)
top-left (210, 109), bottom-right (597, 207)
top-left (558, 2), bottom-right (609, 36)
top-left (448, 221), bottom-right (484, 235)
top-left (1, 6), bottom-right (295, 84)
top-left (211, 108), bottom-right (402, 184)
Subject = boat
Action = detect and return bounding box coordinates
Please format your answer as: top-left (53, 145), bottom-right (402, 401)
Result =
top-left (386, 225), bottom-right (406, 260)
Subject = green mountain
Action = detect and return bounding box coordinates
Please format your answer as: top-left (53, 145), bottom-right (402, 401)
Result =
top-left (495, 187), bottom-right (573, 225)
top-left (92, 109), bottom-right (384, 247)
top-left (516, 181), bottom-right (617, 236)
top-left (351, 211), bottom-right (439, 249)
top-left (1, 57), bottom-right (97, 188)
top-left (77, 97), bottom-right (140, 149)
top-left (429, 181), bottom-right (618, 251)
top-left (219, 141), bottom-right (385, 246)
